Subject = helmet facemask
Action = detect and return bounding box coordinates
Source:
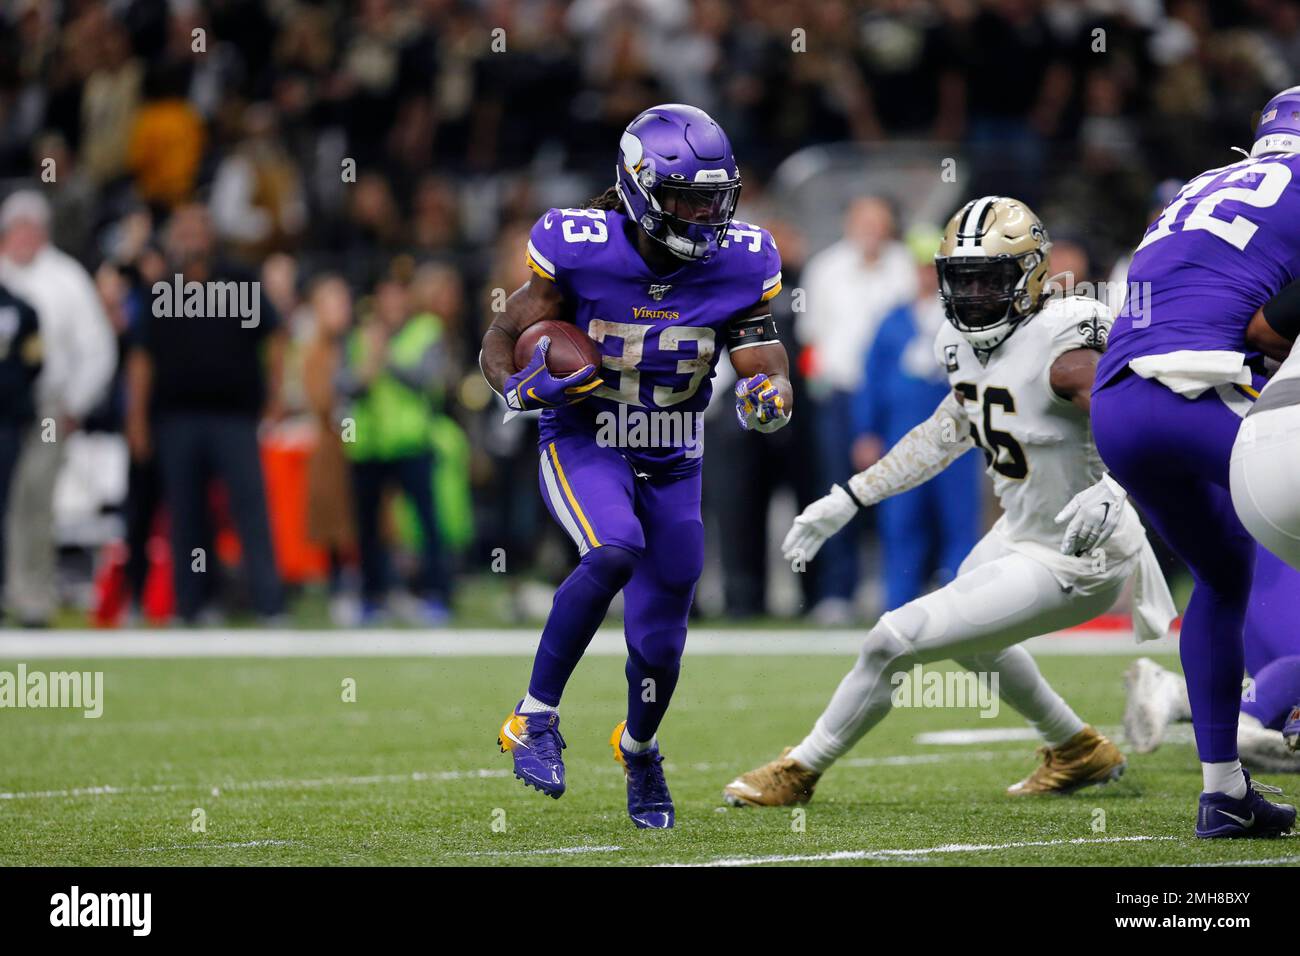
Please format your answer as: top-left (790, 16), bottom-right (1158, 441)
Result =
top-left (937, 250), bottom-right (1045, 353)
top-left (655, 179), bottom-right (741, 259)
top-left (620, 169), bottom-right (741, 261)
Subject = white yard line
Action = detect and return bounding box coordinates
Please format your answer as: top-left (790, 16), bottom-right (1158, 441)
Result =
top-left (915, 728), bottom-right (1042, 745)
top-left (666, 835), bottom-right (1178, 867)
top-left (840, 750), bottom-right (1008, 768)
top-left (0, 628), bottom-right (1179, 659)
top-left (462, 845), bottom-right (624, 857)
top-left (688, 751), bottom-right (1009, 774)
top-left (127, 839), bottom-right (297, 853)
top-left (16, 710), bottom-right (426, 738)
top-left (1172, 853), bottom-right (1300, 867)
top-left (0, 767), bottom-right (509, 801)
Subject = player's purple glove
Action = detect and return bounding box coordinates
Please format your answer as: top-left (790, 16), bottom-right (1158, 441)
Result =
top-left (505, 337), bottom-right (603, 413)
top-left (735, 373), bottom-right (789, 432)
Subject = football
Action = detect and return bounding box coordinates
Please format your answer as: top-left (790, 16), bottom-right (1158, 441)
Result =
top-left (514, 319), bottom-right (603, 376)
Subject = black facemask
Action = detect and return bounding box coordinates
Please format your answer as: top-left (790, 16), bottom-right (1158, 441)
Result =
top-left (937, 257), bottom-right (1023, 330)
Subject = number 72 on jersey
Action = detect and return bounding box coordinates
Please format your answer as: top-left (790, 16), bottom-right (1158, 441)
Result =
top-left (1135, 160), bottom-right (1292, 253)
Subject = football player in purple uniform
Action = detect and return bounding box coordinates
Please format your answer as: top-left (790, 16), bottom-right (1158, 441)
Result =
top-left (479, 104), bottom-right (791, 828)
top-left (1126, 277), bottom-right (1300, 772)
top-left (1125, 544), bottom-right (1300, 772)
top-left (1092, 87), bottom-right (1300, 837)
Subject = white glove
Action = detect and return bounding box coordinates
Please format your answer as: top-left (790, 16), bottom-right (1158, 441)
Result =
top-left (781, 484), bottom-right (860, 564)
top-left (1054, 474), bottom-right (1127, 556)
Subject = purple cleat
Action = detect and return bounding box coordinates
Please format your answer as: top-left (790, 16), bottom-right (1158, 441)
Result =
top-left (498, 703), bottom-right (566, 798)
top-left (1195, 770), bottom-right (1295, 838)
top-left (610, 720), bottom-right (675, 829)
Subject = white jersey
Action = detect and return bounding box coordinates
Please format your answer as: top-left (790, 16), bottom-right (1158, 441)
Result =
top-left (934, 296), bottom-right (1147, 575)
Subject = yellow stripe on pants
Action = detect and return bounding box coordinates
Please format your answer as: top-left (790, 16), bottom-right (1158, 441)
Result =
top-left (547, 441), bottom-right (600, 548)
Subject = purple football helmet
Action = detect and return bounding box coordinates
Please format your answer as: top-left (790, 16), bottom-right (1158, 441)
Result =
top-left (615, 104), bottom-right (741, 261)
top-left (1253, 86), bottom-right (1300, 156)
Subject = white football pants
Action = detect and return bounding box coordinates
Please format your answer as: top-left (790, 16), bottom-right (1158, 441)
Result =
top-left (1231, 405), bottom-right (1300, 572)
top-left (789, 530), bottom-right (1124, 773)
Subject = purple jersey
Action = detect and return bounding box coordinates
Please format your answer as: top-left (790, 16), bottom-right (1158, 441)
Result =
top-left (525, 206), bottom-right (781, 473)
top-left (1098, 152), bottom-right (1300, 386)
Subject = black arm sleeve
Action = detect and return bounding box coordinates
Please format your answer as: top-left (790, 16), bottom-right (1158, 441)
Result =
top-left (1263, 277), bottom-right (1300, 342)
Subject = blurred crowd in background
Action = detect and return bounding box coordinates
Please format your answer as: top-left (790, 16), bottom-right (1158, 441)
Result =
top-left (0, 0), bottom-right (1293, 627)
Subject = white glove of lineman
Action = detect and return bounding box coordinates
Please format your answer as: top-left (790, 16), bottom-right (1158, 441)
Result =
top-left (781, 484), bottom-right (860, 564)
top-left (1054, 474), bottom-right (1127, 556)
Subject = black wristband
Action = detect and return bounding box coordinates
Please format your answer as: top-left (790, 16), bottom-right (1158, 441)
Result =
top-left (1263, 277), bottom-right (1300, 342)
top-left (727, 313), bottom-right (778, 350)
top-left (838, 481), bottom-right (868, 510)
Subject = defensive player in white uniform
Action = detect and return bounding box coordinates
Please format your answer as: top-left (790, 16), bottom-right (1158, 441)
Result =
top-left (1231, 338), bottom-right (1300, 571)
top-left (724, 196), bottom-right (1176, 806)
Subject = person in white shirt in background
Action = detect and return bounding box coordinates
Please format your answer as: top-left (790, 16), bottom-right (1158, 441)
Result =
top-left (794, 195), bottom-right (916, 624)
top-left (0, 190), bottom-right (117, 626)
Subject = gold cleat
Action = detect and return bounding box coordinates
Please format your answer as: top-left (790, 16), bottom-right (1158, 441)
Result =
top-left (610, 720), bottom-right (628, 766)
top-left (723, 747), bottom-right (821, 807)
top-left (1007, 725), bottom-right (1126, 796)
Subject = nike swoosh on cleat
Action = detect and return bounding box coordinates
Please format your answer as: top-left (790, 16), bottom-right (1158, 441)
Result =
top-left (501, 722), bottom-right (528, 749)
top-left (1218, 809), bottom-right (1255, 827)
top-left (631, 813), bottom-right (670, 828)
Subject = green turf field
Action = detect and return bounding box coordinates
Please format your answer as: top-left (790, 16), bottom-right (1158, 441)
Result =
top-left (2, 650), bottom-right (1297, 866)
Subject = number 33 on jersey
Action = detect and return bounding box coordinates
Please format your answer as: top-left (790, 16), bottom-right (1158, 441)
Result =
top-left (524, 206), bottom-right (782, 419)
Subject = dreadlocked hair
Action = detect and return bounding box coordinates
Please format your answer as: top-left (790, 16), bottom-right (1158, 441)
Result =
top-left (585, 186), bottom-right (623, 211)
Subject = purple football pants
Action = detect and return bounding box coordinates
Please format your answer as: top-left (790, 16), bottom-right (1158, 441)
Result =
top-left (1093, 371), bottom-right (1256, 762)
top-left (1242, 544), bottom-right (1300, 731)
top-left (528, 427), bottom-right (704, 742)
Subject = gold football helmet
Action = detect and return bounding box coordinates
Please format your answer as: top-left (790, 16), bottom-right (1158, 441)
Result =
top-left (936, 196), bottom-right (1051, 353)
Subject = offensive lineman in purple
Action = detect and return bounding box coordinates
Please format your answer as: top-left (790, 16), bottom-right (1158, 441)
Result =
top-left (479, 104), bottom-right (791, 828)
top-left (1093, 87), bottom-right (1300, 837)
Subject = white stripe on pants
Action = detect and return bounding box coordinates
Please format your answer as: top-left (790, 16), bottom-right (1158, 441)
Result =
top-left (540, 450), bottom-right (590, 556)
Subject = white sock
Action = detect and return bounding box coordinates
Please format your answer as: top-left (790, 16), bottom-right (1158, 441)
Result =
top-left (1041, 717), bottom-right (1087, 749)
top-left (620, 728), bottom-right (654, 752)
top-left (787, 720), bottom-right (843, 774)
top-left (1202, 760), bottom-right (1248, 798)
top-left (786, 623), bottom-right (916, 775)
top-left (518, 693), bottom-right (557, 714)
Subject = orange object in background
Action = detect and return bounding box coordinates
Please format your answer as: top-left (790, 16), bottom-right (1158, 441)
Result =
top-left (210, 427), bottom-right (329, 584)
top-left (797, 344), bottom-right (818, 381)
top-left (260, 426), bottom-right (329, 585)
